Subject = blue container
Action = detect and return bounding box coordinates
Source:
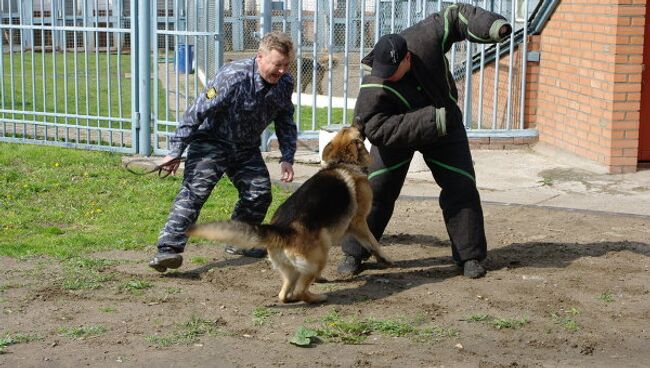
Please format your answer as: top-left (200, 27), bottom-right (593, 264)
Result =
top-left (176, 44), bottom-right (194, 74)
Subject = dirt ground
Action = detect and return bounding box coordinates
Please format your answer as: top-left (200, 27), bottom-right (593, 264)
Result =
top-left (1, 200), bottom-right (649, 368)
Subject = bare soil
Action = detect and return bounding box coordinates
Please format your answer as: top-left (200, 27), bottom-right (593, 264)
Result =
top-left (2, 200), bottom-right (649, 367)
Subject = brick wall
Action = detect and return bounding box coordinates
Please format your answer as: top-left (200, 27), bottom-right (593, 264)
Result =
top-left (532, 0), bottom-right (645, 173)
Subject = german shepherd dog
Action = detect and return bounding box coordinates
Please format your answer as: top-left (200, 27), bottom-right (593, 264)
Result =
top-left (187, 127), bottom-right (392, 304)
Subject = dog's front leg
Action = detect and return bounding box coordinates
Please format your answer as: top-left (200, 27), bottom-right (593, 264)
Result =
top-left (348, 221), bottom-right (394, 266)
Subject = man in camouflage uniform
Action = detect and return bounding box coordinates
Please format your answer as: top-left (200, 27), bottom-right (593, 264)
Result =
top-left (149, 31), bottom-right (297, 272)
top-left (338, 4), bottom-right (512, 279)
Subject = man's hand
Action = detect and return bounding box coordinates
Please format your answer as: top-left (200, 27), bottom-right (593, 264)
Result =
top-left (499, 24), bottom-right (512, 38)
top-left (160, 155), bottom-right (182, 176)
top-left (279, 161), bottom-right (294, 183)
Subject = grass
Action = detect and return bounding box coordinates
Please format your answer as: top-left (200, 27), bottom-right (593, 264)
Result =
top-left (0, 333), bottom-right (42, 354)
top-left (538, 176), bottom-right (554, 187)
top-left (1, 52), bottom-right (138, 126)
top-left (118, 278), bottom-right (153, 295)
top-left (1, 52), bottom-right (352, 139)
top-left (597, 291), bottom-right (615, 303)
top-left (294, 106), bottom-right (355, 131)
top-left (190, 256), bottom-right (210, 265)
top-left (145, 314), bottom-right (228, 346)
top-left (308, 310), bottom-right (457, 345)
top-left (466, 314), bottom-right (530, 330)
top-left (491, 316), bottom-right (530, 330)
top-left (61, 257), bottom-right (120, 290)
top-left (551, 311), bottom-right (581, 332)
top-left (57, 325), bottom-right (107, 339)
top-left (0, 142), bottom-right (291, 258)
top-left (252, 306), bottom-right (281, 326)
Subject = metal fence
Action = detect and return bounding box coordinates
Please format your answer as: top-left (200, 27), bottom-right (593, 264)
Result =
top-left (0, 0), bottom-right (537, 155)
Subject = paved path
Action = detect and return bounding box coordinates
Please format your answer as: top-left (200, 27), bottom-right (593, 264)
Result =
top-left (264, 144), bottom-right (650, 218)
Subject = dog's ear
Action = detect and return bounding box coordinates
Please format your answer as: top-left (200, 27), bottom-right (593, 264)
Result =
top-left (322, 141), bottom-right (335, 163)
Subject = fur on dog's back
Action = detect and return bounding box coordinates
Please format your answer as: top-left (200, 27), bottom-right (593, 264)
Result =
top-left (272, 168), bottom-right (354, 231)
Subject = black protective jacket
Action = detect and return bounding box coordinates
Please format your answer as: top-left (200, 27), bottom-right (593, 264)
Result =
top-left (358, 4), bottom-right (510, 147)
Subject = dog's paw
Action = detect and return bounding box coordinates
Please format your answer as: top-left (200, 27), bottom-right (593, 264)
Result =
top-left (374, 253), bottom-right (394, 266)
top-left (303, 292), bottom-right (328, 304)
top-left (279, 293), bottom-right (300, 304)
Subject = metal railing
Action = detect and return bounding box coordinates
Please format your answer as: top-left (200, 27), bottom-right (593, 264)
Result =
top-left (0, 0), bottom-right (538, 155)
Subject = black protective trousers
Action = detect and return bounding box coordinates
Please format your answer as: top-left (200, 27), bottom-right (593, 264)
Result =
top-left (341, 127), bottom-right (487, 264)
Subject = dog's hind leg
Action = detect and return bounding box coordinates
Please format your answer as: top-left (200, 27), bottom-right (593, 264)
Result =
top-left (278, 265), bottom-right (300, 303)
top-left (294, 272), bottom-right (327, 304)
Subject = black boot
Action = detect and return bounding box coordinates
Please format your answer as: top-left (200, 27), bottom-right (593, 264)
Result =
top-left (463, 259), bottom-right (486, 279)
top-left (336, 255), bottom-right (362, 276)
top-left (149, 247), bottom-right (183, 272)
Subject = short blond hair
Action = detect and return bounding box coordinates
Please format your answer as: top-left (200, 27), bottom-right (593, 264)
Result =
top-left (258, 31), bottom-right (295, 61)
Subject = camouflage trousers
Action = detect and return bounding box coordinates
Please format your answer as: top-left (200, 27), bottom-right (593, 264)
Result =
top-left (156, 139), bottom-right (272, 251)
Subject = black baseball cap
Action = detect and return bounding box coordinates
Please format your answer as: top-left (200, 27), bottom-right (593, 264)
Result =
top-left (371, 34), bottom-right (408, 78)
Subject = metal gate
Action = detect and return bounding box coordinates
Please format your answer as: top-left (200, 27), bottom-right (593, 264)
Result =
top-left (0, 0), bottom-right (138, 153)
top-left (1, 0), bottom-right (537, 156)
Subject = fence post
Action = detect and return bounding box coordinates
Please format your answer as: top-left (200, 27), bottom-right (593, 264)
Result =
top-left (216, 1), bottom-right (224, 70)
top-left (260, 0), bottom-right (272, 152)
top-left (137, 0), bottom-right (151, 155)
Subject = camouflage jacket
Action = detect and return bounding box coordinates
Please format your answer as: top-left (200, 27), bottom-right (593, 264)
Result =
top-left (169, 57), bottom-right (297, 163)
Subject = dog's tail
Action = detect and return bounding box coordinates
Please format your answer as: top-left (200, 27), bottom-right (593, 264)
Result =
top-left (187, 221), bottom-right (294, 250)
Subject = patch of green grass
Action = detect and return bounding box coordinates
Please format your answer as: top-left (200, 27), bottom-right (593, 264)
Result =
top-left (0, 333), bottom-right (42, 354)
top-left (367, 317), bottom-right (417, 337)
top-left (1, 52), bottom-right (350, 134)
top-left (312, 310), bottom-right (455, 345)
top-left (294, 106), bottom-right (355, 131)
top-left (491, 317), bottom-right (530, 330)
top-left (538, 177), bottom-right (554, 187)
top-left (252, 306), bottom-right (281, 326)
top-left (467, 313), bottom-right (491, 322)
top-left (466, 314), bottom-right (530, 330)
top-left (551, 312), bottom-right (580, 332)
top-left (0, 143), bottom-right (291, 258)
top-left (100, 306), bottom-right (117, 313)
top-left (145, 314), bottom-right (228, 346)
top-left (57, 325), bottom-right (107, 339)
top-left (1, 53), bottom-right (136, 127)
top-left (119, 278), bottom-right (153, 295)
top-left (413, 326), bottom-right (460, 342)
top-left (61, 257), bottom-right (119, 290)
top-left (597, 291), bottom-right (615, 303)
top-left (190, 256), bottom-right (209, 265)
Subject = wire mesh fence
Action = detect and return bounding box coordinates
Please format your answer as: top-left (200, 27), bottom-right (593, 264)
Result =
top-left (0, 0), bottom-right (538, 155)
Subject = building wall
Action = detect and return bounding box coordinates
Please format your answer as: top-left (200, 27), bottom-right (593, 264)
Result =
top-left (532, 0), bottom-right (645, 173)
